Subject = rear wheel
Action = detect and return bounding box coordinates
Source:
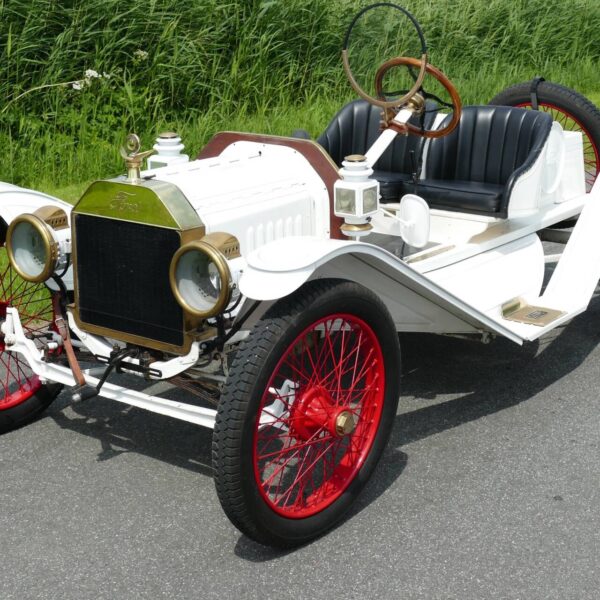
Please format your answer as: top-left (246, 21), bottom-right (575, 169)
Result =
top-left (489, 81), bottom-right (600, 192)
top-left (212, 280), bottom-right (401, 547)
top-left (0, 247), bottom-right (62, 433)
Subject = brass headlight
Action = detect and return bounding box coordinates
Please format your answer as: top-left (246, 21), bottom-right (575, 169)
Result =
top-left (6, 213), bottom-right (60, 283)
top-left (169, 240), bottom-right (232, 318)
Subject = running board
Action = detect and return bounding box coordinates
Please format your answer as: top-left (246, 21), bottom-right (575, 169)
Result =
top-left (492, 179), bottom-right (600, 341)
top-left (541, 177), bottom-right (600, 313)
top-left (494, 302), bottom-right (585, 342)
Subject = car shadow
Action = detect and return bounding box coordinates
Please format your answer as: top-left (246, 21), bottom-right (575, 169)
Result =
top-left (47, 293), bottom-right (600, 560)
top-left (394, 303), bottom-right (600, 447)
top-left (235, 293), bottom-right (600, 561)
top-left (49, 389), bottom-right (215, 478)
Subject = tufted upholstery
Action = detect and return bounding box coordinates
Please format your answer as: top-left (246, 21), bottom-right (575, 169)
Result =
top-left (317, 99), bottom-right (438, 202)
top-left (419, 105), bottom-right (553, 217)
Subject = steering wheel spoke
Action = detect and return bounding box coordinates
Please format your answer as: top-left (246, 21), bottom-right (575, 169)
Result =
top-left (374, 57), bottom-right (462, 138)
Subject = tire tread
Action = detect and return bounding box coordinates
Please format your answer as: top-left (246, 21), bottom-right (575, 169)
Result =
top-left (212, 279), bottom-right (400, 547)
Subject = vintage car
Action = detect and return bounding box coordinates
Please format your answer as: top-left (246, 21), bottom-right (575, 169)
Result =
top-left (2, 4), bottom-right (600, 547)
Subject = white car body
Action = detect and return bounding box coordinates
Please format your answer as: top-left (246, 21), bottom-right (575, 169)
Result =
top-left (0, 106), bottom-right (597, 429)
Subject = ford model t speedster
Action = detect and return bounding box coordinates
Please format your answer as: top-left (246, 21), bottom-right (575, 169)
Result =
top-left (1, 4), bottom-right (600, 547)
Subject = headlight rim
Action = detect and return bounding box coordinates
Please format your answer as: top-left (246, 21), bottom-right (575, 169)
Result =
top-left (169, 239), bottom-right (232, 318)
top-left (6, 213), bottom-right (59, 283)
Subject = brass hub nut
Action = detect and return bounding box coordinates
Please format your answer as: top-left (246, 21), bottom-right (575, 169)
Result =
top-left (335, 410), bottom-right (356, 437)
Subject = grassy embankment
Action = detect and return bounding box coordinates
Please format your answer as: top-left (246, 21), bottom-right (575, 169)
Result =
top-left (0, 0), bottom-right (599, 202)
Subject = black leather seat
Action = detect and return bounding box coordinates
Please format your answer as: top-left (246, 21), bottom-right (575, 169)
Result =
top-left (418, 105), bottom-right (553, 217)
top-left (317, 99), bottom-right (438, 202)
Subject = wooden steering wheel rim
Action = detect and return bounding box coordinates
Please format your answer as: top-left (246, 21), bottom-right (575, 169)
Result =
top-left (342, 50), bottom-right (428, 111)
top-left (374, 56), bottom-right (462, 139)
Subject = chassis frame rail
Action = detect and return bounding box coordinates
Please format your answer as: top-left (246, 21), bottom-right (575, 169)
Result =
top-left (1, 307), bottom-right (217, 428)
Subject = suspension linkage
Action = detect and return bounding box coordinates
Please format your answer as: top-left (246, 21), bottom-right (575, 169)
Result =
top-left (71, 348), bottom-right (161, 403)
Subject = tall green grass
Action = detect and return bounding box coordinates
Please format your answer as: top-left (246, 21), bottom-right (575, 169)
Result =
top-left (1, 0), bottom-right (599, 198)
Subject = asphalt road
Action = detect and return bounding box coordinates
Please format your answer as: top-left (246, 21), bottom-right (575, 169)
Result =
top-left (1, 291), bottom-right (600, 599)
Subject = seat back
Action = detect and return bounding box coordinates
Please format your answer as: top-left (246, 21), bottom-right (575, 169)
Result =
top-left (426, 105), bottom-right (553, 186)
top-left (317, 99), bottom-right (438, 172)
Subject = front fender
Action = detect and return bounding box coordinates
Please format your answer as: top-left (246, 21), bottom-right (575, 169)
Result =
top-left (0, 183), bottom-right (73, 290)
top-left (240, 237), bottom-right (351, 301)
top-left (240, 236), bottom-right (523, 343)
top-left (0, 184), bottom-right (72, 242)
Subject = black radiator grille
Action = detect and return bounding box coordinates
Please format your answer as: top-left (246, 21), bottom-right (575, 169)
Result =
top-left (75, 214), bottom-right (184, 348)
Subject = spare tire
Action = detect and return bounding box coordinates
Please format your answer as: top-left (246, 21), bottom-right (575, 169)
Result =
top-left (490, 80), bottom-right (600, 192)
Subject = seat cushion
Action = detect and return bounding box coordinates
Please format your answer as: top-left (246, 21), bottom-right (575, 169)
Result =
top-left (373, 169), bottom-right (412, 203)
top-left (415, 179), bottom-right (505, 215)
top-left (317, 99), bottom-right (438, 173)
top-left (424, 106), bottom-right (553, 216)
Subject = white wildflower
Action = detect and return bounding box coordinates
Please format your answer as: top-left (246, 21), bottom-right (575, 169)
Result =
top-left (133, 49), bottom-right (149, 62)
top-left (72, 81), bottom-right (83, 90)
top-left (102, 72), bottom-right (112, 79)
top-left (84, 69), bottom-right (101, 80)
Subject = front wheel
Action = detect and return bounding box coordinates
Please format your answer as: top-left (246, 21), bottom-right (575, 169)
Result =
top-left (0, 247), bottom-right (62, 433)
top-left (212, 280), bottom-right (401, 547)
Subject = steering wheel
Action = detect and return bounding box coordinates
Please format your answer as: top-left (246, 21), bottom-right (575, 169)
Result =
top-left (342, 3), bottom-right (428, 111)
top-left (342, 3), bottom-right (462, 138)
top-left (374, 56), bottom-right (462, 138)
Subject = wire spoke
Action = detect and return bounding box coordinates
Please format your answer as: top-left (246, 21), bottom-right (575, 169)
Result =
top-left (0, 250), bottom-right (56, 408)
top-left (253, 312), bottom-right (386, 517)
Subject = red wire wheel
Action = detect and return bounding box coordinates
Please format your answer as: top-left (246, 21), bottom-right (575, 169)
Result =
top-left (253, 313), bottom-right (385, 518)
top-left (490, 81), bottom-right (600, 192)
top-left (0, 246), bottom-right (62, 432)
top-left (213, 280), bottom-right (401, 548)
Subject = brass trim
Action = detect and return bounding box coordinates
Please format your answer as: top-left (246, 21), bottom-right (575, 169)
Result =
top-left (345, 154), bottom-right (367, 163)
top-left (169, 239), bottom-right (233, 319)
top-left (6, 213), bottom-right (58, 283)
top-left (335, 411), bottom-right (356, 437)
top-left (201, 232), bottom-right (241, 259)
top-left (69, 306), bottom-right (200, 356)
top-left (502, 297), bottom-right (524, 318)
top-left (74, 179), bottom-right (203, 230)
top-left (71, 174), bottom-right (208, 355)
top-left (502, 297), bottom-right (566, 327)
top-left (340, 222), bottom-right (374, 234)
top-left (120, 133), bottom-right (155, 184)
top-left (32, 206), bottom-right (69, 230)
top-left (405, 92), bottom-right (426, 115)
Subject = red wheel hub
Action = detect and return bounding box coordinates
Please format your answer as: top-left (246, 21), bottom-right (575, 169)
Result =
top-left (290, 385), bottom-right (357, 441)
top-left (253, 314), bottom-right (385, 518)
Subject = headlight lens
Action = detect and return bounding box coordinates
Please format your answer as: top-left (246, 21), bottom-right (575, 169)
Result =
top-left (6, 214), bottom-right (58, 282)
top-left (362, 185), bottom-right (379, 213)
top-left (335, 187), bottom-right (357, 215)
top-left (169, 240), bottom-right (232, 318)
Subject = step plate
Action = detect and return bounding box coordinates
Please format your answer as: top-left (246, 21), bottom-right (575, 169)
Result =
top-left (503, 304), bottom-right (566, 327)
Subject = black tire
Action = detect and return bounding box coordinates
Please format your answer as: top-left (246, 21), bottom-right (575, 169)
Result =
top-left (489, 80), bottom-right (600, 191)
top-left (0, 383), bottom-right (62, 433)
top-left (0, 246), bottom-right (63, 434)
top-left (212, 279), bottom-right (401, 548)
